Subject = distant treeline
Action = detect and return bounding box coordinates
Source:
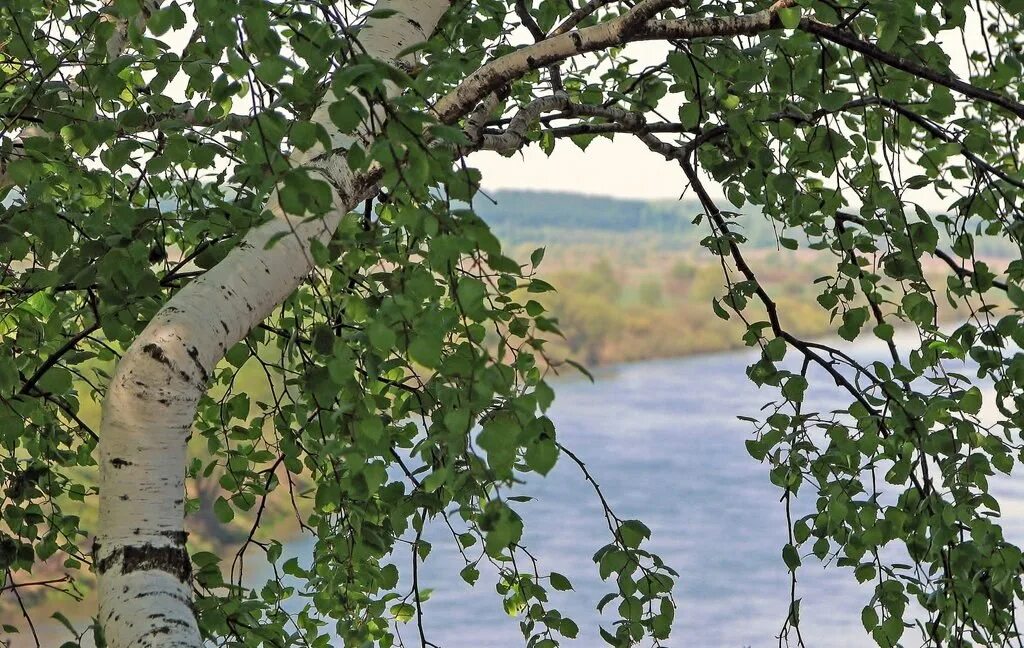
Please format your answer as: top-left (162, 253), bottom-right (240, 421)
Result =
top-left (472, 189), bottom-right (794, 249)
top-left (470, 189), bottom-right (1021, 257)
top-left (474, 190), bottom-right (698, 234)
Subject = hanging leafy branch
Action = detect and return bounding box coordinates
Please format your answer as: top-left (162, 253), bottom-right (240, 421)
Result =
top-left (2, 0), bottom-right (1024, 647)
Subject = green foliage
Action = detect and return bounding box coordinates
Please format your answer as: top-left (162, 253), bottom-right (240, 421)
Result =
top-left (3, 0), bottom-right (1024, 646)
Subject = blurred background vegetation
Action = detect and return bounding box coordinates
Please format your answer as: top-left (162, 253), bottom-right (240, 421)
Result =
top-left (484, 190), bottom-right (863, 366)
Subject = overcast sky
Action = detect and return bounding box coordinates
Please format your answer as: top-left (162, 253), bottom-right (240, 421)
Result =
top-left (472, 137), bottom-right (689, 201)
top-left (470, 39), bottom-right (693, 202)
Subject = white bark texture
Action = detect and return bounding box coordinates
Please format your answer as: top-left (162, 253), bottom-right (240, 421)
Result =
top-left (95, 2), bottom-right (452, 646)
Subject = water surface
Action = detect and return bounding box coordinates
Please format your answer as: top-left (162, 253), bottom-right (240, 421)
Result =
top-left (22, 341), bottom-right (1024, 647)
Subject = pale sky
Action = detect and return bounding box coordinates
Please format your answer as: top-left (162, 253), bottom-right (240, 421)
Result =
top-left (470, 38), bottom-right (691, 202)
top-left (472, 137), bottom-right (689, 201)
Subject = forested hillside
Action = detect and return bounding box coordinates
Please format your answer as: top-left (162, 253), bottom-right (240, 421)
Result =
top-left (474, 189), bottom-right (784, 248)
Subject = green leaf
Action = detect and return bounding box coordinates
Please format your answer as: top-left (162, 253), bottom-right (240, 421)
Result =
top-left (478, 415), bottom-right (520, 475)
top-left (782, 543), bottom-right (801, 571)
top-left (778, 7), bottom-right (802, 29)
top-left (960, 387), bottom-right (983, 415)
top-left (618, 520), bottom-right (651, 549)
top-left (213, 496), bottom-right (234, 523)
top-left (862, 605), bottom-right (879, 631)
top-left (782, 376), bottom-right (808, 403)
top-left (550, 572), bottom-right (573, 591)
top-left (524, 438), bottom-right (559, 475)
top-left (391, 603), bottom-right (415, 623)
top-left (460, 564), bottom-right (480, 585)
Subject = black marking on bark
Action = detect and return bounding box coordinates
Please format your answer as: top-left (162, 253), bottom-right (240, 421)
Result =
top-left (527, 55), bottom-right (537, 68)
top-left (142, 343), bottom-right (170, 366)
top-left (220, 320), bottom-right (230, 333)
top-left (160, 530), bottom-right (189, 544)
top-left (186, 346), bottom-right (209, 383)
top-left (96, 543), bottom-right (191, 583)
top-left (407, 17), bottom-right (423, 32)
top-left (158, 398), bottom-right (171, 406)
top-left (110, 457), bottom-right (132, 468)
top-left (143, 341), bottom-right (194, 381)
top-left (120, 494), bottom-right (130, 501)
top-left (571, 32), bottom-right (583, 50)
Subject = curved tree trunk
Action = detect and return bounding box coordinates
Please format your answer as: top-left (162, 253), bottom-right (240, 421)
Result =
top-left (95, 3), bottom-right (453, 645)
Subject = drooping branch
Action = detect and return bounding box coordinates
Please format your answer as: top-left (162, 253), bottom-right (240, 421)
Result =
top-left (836, 211), bottom-right (1010, 292)
top-left (0, 0), bottom-right (163, 188)
top-left (486, 87), bottom-right (1017, 302)
top-left (797, 18), bottom-right (1024, 119)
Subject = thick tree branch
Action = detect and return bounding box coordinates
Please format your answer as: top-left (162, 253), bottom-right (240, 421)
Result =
top-left (639, 13), bottom-right (1024, 119)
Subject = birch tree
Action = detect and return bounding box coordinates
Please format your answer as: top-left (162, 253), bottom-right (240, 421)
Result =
top-left (3, 0), bottom-right (1024, 646)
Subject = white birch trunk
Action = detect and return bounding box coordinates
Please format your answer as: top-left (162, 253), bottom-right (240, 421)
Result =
top-left (95, 3), bottom-right (452, 646)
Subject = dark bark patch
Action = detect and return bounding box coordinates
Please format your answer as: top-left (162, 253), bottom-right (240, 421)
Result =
top-left (186, 346), bottom-right (209, 383)
top-left (97, 543), bottom-right (191, 583)
top-left (160, 530), bottom-right (189, 544)
top-left (142, 343), bottom-right (170, 367)
top-left (110, 457), bottom-right (132, 469)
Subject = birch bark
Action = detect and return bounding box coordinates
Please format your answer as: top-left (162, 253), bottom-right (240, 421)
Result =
top-left (95, 2), bottom-right (452, 646)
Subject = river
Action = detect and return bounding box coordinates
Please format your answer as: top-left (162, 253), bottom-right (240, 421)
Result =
top-left (18, 339), bottom-right (1024, 647)
top-left (389, 348), bottom-right (871, 647)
